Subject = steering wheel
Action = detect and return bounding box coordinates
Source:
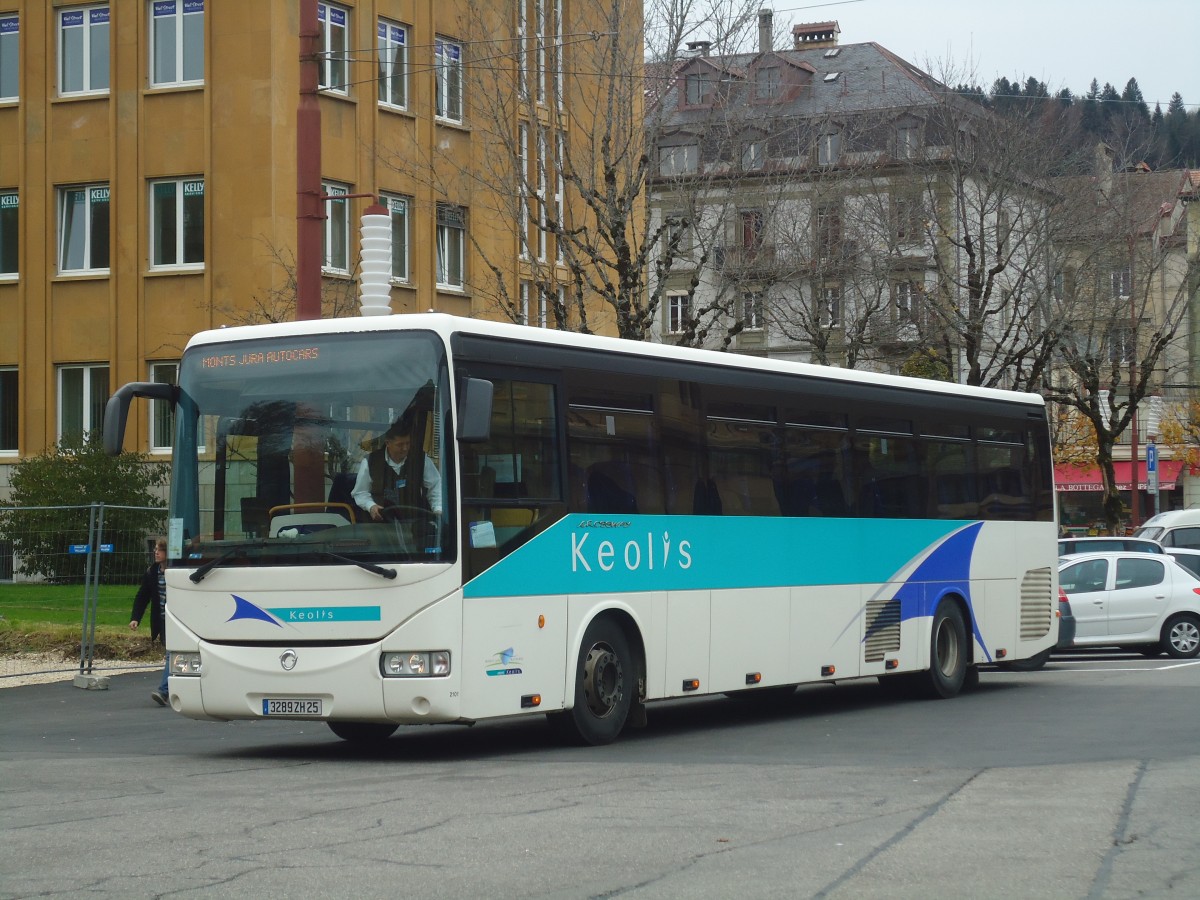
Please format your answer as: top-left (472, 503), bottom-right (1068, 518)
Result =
top-left (379, 504), bottom-right (436, 524)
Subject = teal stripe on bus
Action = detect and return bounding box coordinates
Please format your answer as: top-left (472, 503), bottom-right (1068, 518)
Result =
top-left (463, 515), bottom-right (975, 598)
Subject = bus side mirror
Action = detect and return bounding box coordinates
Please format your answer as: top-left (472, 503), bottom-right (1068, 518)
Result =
top-left (103, 382), bottom-right (178, 455)
top-left (458, 378), bottom-right (493, 443)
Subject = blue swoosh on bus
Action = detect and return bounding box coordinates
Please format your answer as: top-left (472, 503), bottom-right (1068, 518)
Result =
top-left (227, 594), bottom-right (382, 625)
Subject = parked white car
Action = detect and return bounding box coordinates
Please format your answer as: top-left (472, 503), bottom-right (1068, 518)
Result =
top-left (1058, 551), bottom-right (1200, 658)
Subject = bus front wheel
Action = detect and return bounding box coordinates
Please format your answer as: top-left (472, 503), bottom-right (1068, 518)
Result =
top-left (924, 601), bottom-right (968, 699)
top-left (550, 617), bottom-right (634, 746)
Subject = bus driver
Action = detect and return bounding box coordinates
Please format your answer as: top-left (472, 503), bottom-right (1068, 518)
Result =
top-left (351, 413), bottom-right (443, 522)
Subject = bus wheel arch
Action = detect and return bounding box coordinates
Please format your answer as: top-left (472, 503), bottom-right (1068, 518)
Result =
top-left (549, 611), bottom-right (644, 745)
top-left (924, 595), bottom-right (970, 699)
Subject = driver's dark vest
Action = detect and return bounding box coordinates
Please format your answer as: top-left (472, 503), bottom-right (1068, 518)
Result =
top-left (367, 448), bottom-right (427, 510)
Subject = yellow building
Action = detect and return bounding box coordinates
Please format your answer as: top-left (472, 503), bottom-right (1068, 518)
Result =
top-left (0, 0), bottom-right (631, 493)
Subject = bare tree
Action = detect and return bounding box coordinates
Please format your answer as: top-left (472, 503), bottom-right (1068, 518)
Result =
top-left (1044, 152), bottom-right (1195, 531)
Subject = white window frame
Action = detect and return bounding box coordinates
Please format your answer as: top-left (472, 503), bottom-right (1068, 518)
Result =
top-left (659, 145), bottom-right (698, 176)
top-left (685, 72), bottom-right (712, 106)
top-left (58, 183), bottom-right (110, 274)
top-left (555, 132), bottom-right (565, 263)
top-left (59, 5), bottom-right (109, 97)
top-left (322, 181), bottom-right (349, 274)
top-left (0, 14), bottom-right (18, 102)
top-left (517, 1), bottom-right (528, 101)
top-left (377, 18), bottom-right (407, 109)
top-left (149, 0), bottom-right (204, 88)
top-left (57, 363), bottom-right (109, 446)
top-left (742, 291), bottom-right (765, 330)
top-left (668, 293), bottom-right (691, 334)
top-left (435, 37), bottom-right (463, 123)
top-left (742, 140), bottom-right (764, 171)
top-left (436, 203), bottom-right (466, 290)
top-left (552, 0), bottom-right (563, 107)
top-left (896, 123), bottom-right (920, 159)
top-left (149, 362), bottom-right (178, 451)
top-left (820, 281), bottom-right (842, 327)
top-left (538, 285), bottom-right (549, 328)
top-left (818, 130), bottom-right (841, 166)
top-left (0, 366), bottom-right (17, 454)
top-left (519, 280), bottom-right (530, 325)
top-left (380, 192), bottom-right (410, 282)
top-left (317, 2), bottom-right (348, 94)
top-left (536, 126), bottom-right (548, 261)
top-left (0, 190), bottom-right (17, 277)
top-left (519, 123), bottom-right (530, 260)
top-left (150, 177), bottom-right (204, 269)
top-left (535, 0), bottom-right (546, 105)
top-left (1111, 266), bottom-right (1132, 299)
top-left (893, 278), bottom-right (921, 322)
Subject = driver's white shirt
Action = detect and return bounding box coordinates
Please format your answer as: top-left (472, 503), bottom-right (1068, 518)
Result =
top-left (351, 450), bottom-right (443, 516)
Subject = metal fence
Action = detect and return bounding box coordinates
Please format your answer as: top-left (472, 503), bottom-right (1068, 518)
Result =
top-left (0, 503), bottom-right (167, 682)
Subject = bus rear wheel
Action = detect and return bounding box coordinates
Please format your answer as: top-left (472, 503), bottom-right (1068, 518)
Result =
top-left (924, 601), bottom-right (968, 699)
top-left (328, 721), bottom-right (399, 743)
top-left (549, 617), bottom-right (634, 746)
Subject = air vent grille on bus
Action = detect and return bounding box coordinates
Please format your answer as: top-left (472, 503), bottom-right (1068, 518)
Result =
top-left (864, 597), bottom-right (901, 662)
top-left (1019, 567), bottom-right (1053, 640)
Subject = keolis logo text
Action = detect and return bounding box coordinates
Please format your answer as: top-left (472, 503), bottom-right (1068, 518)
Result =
top-left (571, 530), bottom-right (692, 573)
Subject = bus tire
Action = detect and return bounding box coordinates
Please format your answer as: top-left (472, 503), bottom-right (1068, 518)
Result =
top-left (328, 721), bottom-right (399, 743)
top-left (553, 616), bottom-right (635, 746)
top-left (924, 601), bottom-right (968, 699)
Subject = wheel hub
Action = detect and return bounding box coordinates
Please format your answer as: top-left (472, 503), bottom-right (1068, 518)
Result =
top-left (583, 644), bottom-right (623, 718)
top-left (1170, 621), bottom-right (1199, 655)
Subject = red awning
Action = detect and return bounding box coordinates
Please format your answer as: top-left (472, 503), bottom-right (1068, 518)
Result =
top-left (1054, 460), bottom-right (1184, 492)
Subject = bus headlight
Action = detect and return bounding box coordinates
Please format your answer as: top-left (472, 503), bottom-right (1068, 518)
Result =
top-left (380, 651), bottom-right (450, 677)
top-left (170, 652), bottom-right (202, 676)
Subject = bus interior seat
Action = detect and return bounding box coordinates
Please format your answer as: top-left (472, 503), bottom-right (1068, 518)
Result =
top-left (327, 472), bottom-right (358, 521)
top-left (586, 461), bottom-right (638, 514)
top-left (692, 478), bottom-right (723, 515)
top-left (240, 497), bottom-right (271, 538)
top-left (714, 475), bottom-right (780, 517)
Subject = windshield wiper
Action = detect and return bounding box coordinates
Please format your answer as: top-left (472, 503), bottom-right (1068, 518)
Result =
top-left (189, 545), bottom-right (259, 583)
top-left (188, 544), bottom-right (396, 583)
top-left (312, 550), bottom-right (397, 579)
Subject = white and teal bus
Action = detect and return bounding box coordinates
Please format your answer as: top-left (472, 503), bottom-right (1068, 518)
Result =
top-left (105, 313), bottom-right (1058, 745)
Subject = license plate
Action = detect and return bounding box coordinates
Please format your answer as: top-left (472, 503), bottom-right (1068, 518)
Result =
top-left (262, 698), bottom-right (323, 716)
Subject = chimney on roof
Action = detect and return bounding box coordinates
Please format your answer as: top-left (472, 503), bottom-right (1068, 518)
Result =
top-left (759, 9), bottom-right (773, 54)
top-left (792, 20), bottom-right (840, 50)
top-left (686, 40), bottom-right (712, 57)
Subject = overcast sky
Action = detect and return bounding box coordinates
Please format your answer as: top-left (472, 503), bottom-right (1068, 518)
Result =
top-left (774, 0), bottom-right (1198, 112)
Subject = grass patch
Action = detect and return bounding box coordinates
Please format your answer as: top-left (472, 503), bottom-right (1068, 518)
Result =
top-left (0, 583), bottom-right (161, 660)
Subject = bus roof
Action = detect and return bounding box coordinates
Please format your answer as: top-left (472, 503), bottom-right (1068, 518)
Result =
top-left (185, 313), bottom-right (1045, 409)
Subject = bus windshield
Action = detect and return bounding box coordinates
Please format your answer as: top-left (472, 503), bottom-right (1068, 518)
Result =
top-left (169, 330), bottom-right (454, 569)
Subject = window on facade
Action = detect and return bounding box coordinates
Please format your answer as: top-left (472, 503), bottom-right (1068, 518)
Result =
top-left (149, 362), bottom-right (178, 451)
top-left (743, 292), bottom-right (765, 330)
top-left (1111, 266), bottom-right (1132, 299)
top-left (150, 178), bottom-right (204, 268)
top-left (59, 5), bottom-right (109, 96)
top-left (150, 0), bottom-right (203, 87)
top-left (685, 72), bottom-right (713, 105)
top-left (59, 184), bottom-right (110, 273)
top-left (667, 293), bottom-right (691, 333)
top-left (534, 0), bottom-right (547, 104)
top-left (317, 3), bottom-right (348, 93)
top-left (815, 202), bottom-right (842, 259)
top-left (377, 19), bottom-right (407, 108)
top-left (0, 367), bottom-right (16, 452)
top-left (817, 130), bottom-right (841, 166)
top-left (658, 145), bottom-right (698, 176)
top-left (1051, 270), bottom-right (1064, 301)
top-left (1107, 323), bottom-right (1135, 364)
top-left (755, 67), bottom-right (780, 100)
top-left (0, 15), bottom-right (17, 101)
top-left (896, 123), bottom-right (920, 159)
top-left (435, 38), bottom-right (463, 122)
top-left (555, 132), bottom-right (565, 264)
top-left (819, 280), bottom-right (842, 326)
top-left (552, 0), bottom-right (564, 106)
top-left (0, 190), bottom-right (16, 276)
top-left (381, 193), bottom-right (410, 281)
top-left (436, 202), bottom-right (465, 289)
top-left (664, 213), bottom-right (691, 256)
top-left (58, 364), bottom-right (109, 446)
top-left (322, 182), bottom-right (349, 273)
top-left (741, 210), bottom-right (764, 253)
top-left (893, 278), bottom-right (921, 323)
top-left (742, 140), bottom-right (765, 171)
top-left (519, 280), bottom-right (531, 326)
top-left (893, 193), bottom-right (923, 243)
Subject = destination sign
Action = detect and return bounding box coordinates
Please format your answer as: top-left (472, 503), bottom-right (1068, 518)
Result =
top-left (200, 347), bottom-right (320, 369)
